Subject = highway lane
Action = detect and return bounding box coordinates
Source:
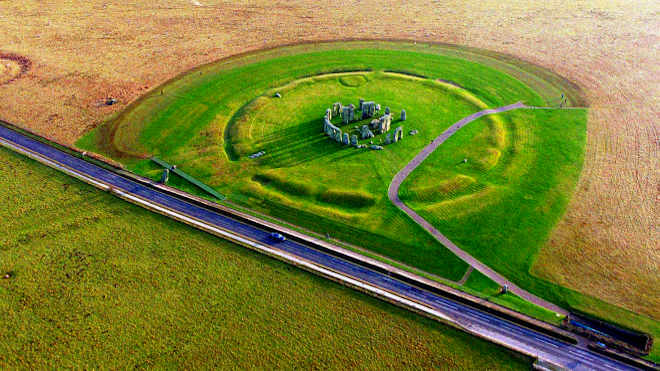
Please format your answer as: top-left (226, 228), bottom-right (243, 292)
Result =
top-left (0, 124), bottom-right (638, 370)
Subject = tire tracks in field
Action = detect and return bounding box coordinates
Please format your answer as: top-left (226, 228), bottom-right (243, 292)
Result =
top-left (388, 102), bottom-right (568, 315)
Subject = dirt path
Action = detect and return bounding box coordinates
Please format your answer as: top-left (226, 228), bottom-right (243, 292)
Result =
top-left (388, 102), bottom-right (568, 315)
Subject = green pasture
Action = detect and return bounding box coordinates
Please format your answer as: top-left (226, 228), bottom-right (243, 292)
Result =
top-left (0, 147), bottom-right (531, 369)
top-left (78, 44), bottom-right (548, 284)
top-left (400, 108), bottom-right (660, 360)
top-left (76, 41), bottom-right (659, 357)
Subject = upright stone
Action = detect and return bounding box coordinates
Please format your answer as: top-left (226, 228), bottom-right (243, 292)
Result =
top-left (400, 109), bottom-right (406, 121)
top-left (332, 102), bottom-right (342, 116)
top-left (350, 134), bottom-right (358, 146)
top-left (394, 126), bottom-right (403, 142)
top-left (335, 128), bottom-right (343, 143)
top-left (360, 125), bottom-right (375, 139)
top-left (375, 104), bottom-right (381, 112)
top-left (359, 98), bottom-right (365, 110)
top-left (385, 106), bottom-right (390, 115)
top-left (326, 108), bottom-right (332, 121)
top-left (324, 117), bottom-right (331, 134)
top-left (342, 132), bottom-right (350, 145)
top-left (385, 133), bottom-right (392, 144)
top-left (342, 104), bottom-right (355, 124)
top-left (342, 106), bottom-right (351, 124)
top-left (362, 101), bottom-right (376, 119)
top-left (348, 104), bottom-right (355, 121)
top-left (376, 114), bottom-right (392, 134)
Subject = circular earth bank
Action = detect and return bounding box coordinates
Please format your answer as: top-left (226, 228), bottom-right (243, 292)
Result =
top-left (78, 42), bottom-right (586, 284)
top-left (227, 71), bottom-right (488, 167)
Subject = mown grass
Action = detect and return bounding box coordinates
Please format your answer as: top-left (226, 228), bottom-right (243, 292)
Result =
top-left (77, 44), bottom-right (581, 324)
top-left (400, 108), bottom-right (660, 361)
top-left (402, 175), bottom-right (478, 203)
top-left (75, 43), bottom-right (660, 354)
top-left (78, 46), bottom-right (546, 280)
top-left (0, 146), bottom-right (532, 369)
top-left (82, 59), bottom-right (530, 282)
top-left (253, 171), bottom-right (315, 196)
top-left (317, 189), bottom-right (376, 209)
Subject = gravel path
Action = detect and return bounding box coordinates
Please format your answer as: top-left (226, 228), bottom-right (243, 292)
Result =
top-left (388, 102), bottom-right (568, 315)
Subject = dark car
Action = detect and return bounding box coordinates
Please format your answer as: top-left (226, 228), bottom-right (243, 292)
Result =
top-left (269, 232), bottom-right (286, 242)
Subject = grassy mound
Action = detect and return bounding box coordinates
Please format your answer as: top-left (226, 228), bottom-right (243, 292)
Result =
top-left (403, 175), bottom-right (477, 202)
top-left (253, 172), bottom-right (315, 196)
top-left (339, 74), bottom-right (368, 87)
top-left (227, 97), bottom-right (271, 158)
top-left (424, 186), bottom-right (503, 220)
top-left (471, 147), bottom-right (502, 171)
top-left (318, 189), bottom-right (376, 208)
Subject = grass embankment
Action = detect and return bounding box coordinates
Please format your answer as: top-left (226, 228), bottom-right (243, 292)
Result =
top-left (0, 146), bottom-right (531, 369)
top-left (79, 48), bottom-right (546, 284)
top-left (400, 108), bottom-right (660, 361)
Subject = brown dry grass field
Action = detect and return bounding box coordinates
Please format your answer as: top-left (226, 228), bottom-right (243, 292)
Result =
top-left (0, 0), bottom-right (657, 321)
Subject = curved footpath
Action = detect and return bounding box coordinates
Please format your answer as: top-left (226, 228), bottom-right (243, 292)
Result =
top-left (388, 102), bottom-right (567, 315)
top-left (0, 122), bottom-right (639, 370)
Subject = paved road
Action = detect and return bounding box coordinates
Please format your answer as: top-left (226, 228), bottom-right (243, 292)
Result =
top-left (0, 123), bottom-right (637, 370)
top-left (388, 102), bottom-right (567, 314)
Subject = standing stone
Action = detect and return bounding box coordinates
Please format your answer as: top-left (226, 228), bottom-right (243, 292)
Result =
top-left (324, 117), bottom-right (331, 134)
top-left (400, 109), bottom-right (406, 121)
top-left (376, 114), bottom-right (392, 134)
top-left (342, 132), bottom-right (350, 145)
top-left (359, 98), bottom-right (365, 110)
top-left (348, 104), bottom-right (355, 121)
top-left (385, 106), bottom-right (390, 115)
top-left (375, 104), bottom-right (381, 112)
top-left (385, 133), bottom-right (392, 144)
top-left (342, 106), bottom-right (350, 124)
top-left (332, 102), bottom-right (343, 116)
top-left (335, 128), bottom-right (343, 143)
top-left (394, 126), bottom-right (404, 142)
top-left (361, 101), bottom-right (376, 119)
top-left (360, 125), bottom-right (374, 139)
top-left (342, 104), bottom-right (355, 124)
top-left (350, 134), bottom-right (358, 146)
top-left (326, 108), bottom-right (332, 121)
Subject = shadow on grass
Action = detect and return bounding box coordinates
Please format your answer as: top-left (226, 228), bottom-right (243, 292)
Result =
top-left (254, 118), bottom-right (366, 168)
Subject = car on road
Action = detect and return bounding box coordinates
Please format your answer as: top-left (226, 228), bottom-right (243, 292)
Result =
top-left (269, 232), bottom-right (286, 242)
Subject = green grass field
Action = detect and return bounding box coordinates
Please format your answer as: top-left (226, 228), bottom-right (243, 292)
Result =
top-left (78, 44), bottom-right (547, 284)
top-left (400, 108), bottom-right (660, 361)
top-left (76, 41), bottom-right (659, 359)
top-left (0, 146), bottom-right (530, 369)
